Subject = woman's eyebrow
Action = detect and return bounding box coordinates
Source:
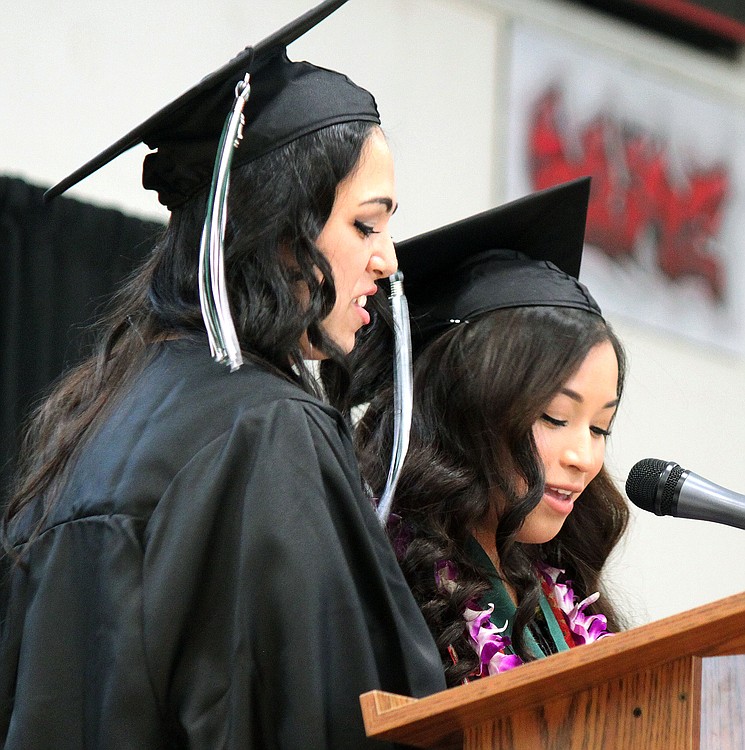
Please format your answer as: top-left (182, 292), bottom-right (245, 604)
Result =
top-left (360, 197), bottom-right (397, 213)
top-left (560, 387), bottom-right (618, 410)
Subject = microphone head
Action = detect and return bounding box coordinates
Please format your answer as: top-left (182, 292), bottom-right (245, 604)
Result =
top-left (625, 458), bottom-right (673, 512)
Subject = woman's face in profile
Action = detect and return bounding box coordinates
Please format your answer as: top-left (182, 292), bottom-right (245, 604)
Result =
top-left (309, 127), bottom-right (398, 356)
top-left (517, 339), bottom-right (619, 544)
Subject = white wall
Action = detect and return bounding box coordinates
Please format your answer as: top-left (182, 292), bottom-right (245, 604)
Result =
top-left (3, 0), bottom-right (744, 626)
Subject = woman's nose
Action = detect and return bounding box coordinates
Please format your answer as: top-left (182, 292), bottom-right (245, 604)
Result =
top-left (368, 233), bottom-right (397, 278)
top-left (562, 432), bottom-right (597, 473)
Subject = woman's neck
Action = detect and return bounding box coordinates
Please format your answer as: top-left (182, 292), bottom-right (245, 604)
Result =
top-left (471, 526), bottom-right (500, 572)
top-left (471, 526), bottom-right (519, 606)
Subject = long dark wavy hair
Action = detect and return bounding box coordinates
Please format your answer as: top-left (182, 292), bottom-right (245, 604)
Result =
top-left (356, 306), bottom-right (629, 686)
top-left (4, 120), bottom-right (378, 541)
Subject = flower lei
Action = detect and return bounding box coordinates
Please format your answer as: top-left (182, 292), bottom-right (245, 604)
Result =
top-left (435, 560), bottom-right (612, 680)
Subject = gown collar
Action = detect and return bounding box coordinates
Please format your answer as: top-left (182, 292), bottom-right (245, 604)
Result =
top-left (464, 536), bottom-right (570, 658)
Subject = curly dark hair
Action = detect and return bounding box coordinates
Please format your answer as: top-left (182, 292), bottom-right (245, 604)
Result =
top-left (356, 305), bottom-right (630, 686)
top-left (4, 120), bottom-right (378, 539)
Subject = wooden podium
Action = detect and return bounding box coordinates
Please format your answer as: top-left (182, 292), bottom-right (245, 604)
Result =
top-left (361, 590), bottom-right (745, 749)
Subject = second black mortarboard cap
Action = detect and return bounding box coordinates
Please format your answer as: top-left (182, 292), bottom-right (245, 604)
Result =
top-left (44, 0), bottom-right (380, 209)
top-left (395, 177), bottom-right (601, 351)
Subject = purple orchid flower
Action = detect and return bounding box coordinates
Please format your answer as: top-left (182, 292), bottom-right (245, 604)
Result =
top-left (464, 604), bottom-right (523, 675)
top-left (538, 564), bottom-right (612, 645)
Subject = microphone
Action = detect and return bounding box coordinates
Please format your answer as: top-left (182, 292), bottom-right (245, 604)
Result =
top-left (625, 458), bottom-right (745, 531)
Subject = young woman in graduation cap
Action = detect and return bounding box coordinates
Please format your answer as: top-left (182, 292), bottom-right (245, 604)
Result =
top-left (0, 2), bottom-right (445, 747)
top-left (356, 178), bottom-right (630, 688)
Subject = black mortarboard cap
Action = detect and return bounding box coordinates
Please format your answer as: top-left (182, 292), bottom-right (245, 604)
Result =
top-left (44, 0), bottom-right (380, 209)
top-left (395, 177), bottom-right (601, 351)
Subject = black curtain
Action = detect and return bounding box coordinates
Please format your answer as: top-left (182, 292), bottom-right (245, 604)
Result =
top-left (0, 176), bottom-right (164, 497)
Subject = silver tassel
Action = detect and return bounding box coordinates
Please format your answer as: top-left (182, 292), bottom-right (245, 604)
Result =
top-left (377, 271), bottom-right (413, 525)
top-left (198, 74), bottom-right (252, 371)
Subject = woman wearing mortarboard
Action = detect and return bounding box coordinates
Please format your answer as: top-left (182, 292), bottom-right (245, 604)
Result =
top-left (0, 1), bottom-right (446, 746)
top-left (356, 178), bottom-right (631, 687)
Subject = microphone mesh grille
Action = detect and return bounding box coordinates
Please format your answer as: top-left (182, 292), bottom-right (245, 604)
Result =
top-left (625, 458), bottom-right (669, 512)
top-left (659, 463), bottom-right (684, 515)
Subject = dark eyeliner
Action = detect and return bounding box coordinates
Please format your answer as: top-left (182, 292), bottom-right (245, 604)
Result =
top-left (541, 414), bottom-right (566, 427)
top-left (354, 220), bottom-right (379, 237)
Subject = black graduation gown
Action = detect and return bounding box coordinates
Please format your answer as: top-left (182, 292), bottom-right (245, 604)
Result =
top-left (0, 339), bottom-right (445, 749)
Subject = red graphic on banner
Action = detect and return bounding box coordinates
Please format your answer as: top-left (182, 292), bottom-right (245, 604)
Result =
top-left (528, 87), bottom-right (729, 300)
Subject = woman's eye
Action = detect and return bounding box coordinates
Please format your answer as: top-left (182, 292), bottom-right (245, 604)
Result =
top-left (591, 426), bottom-right (611, 438)
top-left (354, 220), bottom-right (380, 238)
top-left (541, 414), bottom-right (567, 427)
